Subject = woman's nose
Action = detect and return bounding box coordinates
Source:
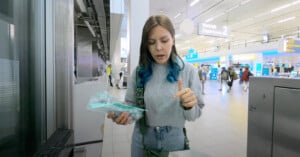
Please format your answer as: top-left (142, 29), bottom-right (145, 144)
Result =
top-left (155, 42), bottom-right (162, 50)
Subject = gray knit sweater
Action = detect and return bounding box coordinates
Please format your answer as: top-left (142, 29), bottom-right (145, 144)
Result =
top-left (125, 62), bottom-right (204, 128)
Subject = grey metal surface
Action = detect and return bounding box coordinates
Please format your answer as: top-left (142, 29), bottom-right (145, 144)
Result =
top-left (54, 0), bottom-right (75, 129)
top-left (247, 77), bottom-right (300, 157)
top-left (273, 87), bottom-right (300, 157)
top-left (247, 77), bottom-right (275, 157)
top-left (77, 27), bottom-right (93, 78)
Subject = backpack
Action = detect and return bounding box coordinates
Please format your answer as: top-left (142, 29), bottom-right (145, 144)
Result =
top-left (221, 71), bottom-right (229, 80)
top-left (232, 71), bottom-right (238, 80)
top-left (242, 71), bottom-right (252, 81)
top-left (198, 69), bottom-right (203, 80)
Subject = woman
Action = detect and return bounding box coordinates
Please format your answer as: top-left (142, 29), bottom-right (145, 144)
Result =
top-left (198, 64), bottom-right (207, 95)
top-left (107, 15), bottom-right (204, 157)
top-left (241, 66), bottom-right (252, 91)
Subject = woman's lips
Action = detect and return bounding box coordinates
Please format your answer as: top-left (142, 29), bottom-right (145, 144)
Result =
top-left (156, 55), bottom-right (165, 60)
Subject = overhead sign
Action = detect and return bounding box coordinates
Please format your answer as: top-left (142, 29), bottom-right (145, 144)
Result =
top-left (198, 23), bottom-right (229, 38)
top-left (285, 39), bottom-right (300, 53)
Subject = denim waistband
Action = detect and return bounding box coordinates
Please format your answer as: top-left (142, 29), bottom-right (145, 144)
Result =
top-left (136, 123), bottom-right (182, 132)
top-left (150, 126), bottom-right (173, 132)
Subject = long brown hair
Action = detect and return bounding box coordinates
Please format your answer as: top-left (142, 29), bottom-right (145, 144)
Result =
top-left (139, 15), bottom-right (181, 67)
top-left (137, 15), bottom-right (184, 86)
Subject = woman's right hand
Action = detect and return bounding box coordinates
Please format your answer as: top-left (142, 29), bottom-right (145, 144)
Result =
top-left (107, 112), bottom-right (131, 125)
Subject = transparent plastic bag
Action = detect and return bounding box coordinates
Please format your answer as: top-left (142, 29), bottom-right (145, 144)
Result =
top-left (87, 91), bottom-right (145, 123)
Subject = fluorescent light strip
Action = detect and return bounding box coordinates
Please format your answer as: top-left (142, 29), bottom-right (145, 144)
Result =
top-left (76, 0), bottom-right (87, 13)
top-left (190, 0), bottom-right (200, 7)
top-left (227, 4), bottom-right (239, 12)
top-left (271, 0), bottom-right (300, 13)
top-left (277, 16), bottom-right (296, 23)
top-left (84, 20), bottom-right (96, 37)
top-left (174, 13), bottom-right (181, 19)
top-left (205, 12), bottom-right (225, 23)
top-left (205, 18), bottom-right (213, 23)
top-left (271, 4), bottom-right (292, 12)
top-left (241, 0), bottom-right (251, 5)
top-left (293, 0), bottom-right (300, 5)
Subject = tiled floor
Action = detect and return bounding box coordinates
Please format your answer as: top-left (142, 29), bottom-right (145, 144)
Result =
top-left (102, 80), bottom-right (248, 157)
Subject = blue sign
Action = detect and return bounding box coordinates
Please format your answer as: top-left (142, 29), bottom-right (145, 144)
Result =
top-left (185, 53), bottom-right (198, 60)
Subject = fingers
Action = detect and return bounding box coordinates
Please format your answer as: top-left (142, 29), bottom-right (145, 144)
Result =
top-left (107, 112), bottom-right (115, 119)
top-left (174, 88), bottom-right (190, 98)
top-left (173, 78), bottom-right (198, 108)
top-left (181, 92), bottom-right (197, 108)
top-left (115, 112), bottom-right (130, 125)
top-left (177, 78), bottom-right (183, 91)
top-left (108, 112), bottom-right (131, 125)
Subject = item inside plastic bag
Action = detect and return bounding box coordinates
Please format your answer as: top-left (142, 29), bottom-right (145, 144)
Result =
top-left (87, 91), bottom-right (145, 123)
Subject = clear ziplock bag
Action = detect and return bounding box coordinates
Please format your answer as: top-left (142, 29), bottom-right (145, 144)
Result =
top-left (87, 91), bottom-right (145, 123)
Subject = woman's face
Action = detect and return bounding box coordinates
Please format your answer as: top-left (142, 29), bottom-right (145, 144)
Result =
top-left (147, 25), bottom-right (174, 65)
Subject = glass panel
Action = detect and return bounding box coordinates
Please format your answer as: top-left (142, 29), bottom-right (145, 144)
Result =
top-left (0, 0), bottom-right (20, 156)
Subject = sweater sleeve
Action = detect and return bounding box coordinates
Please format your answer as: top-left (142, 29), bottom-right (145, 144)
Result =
top-left (183, 64), bottom-right (205, 121)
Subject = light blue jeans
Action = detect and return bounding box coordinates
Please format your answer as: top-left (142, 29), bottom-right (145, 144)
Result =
top-left (131, 123), bottom-right (185, 157)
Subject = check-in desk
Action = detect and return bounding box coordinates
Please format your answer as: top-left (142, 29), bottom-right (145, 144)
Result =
top-left (247, 77), bottom-right (300, 157)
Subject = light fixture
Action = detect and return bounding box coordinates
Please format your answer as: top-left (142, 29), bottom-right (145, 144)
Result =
top-left (241, 0), bottom-right (251, 5)
top-left (190, 0), bottom-right (200, 7)
top-left (271, 4), bottom-right (292, 13)
top-left (205, 12), bottom-right (225, 23)
top-left (97, 42), bottom-right (101, 49)
top-left (277, 16), bottom-right (296, 23)
top-left (84, 20), bottom-right (96, 37)
top-left (174, 13), bottom-right (181, 19)
top-left (76, 0), bottom-right (87, 13)
top-left (205, 18), bottom-right (213, 23)
top-left (226, 4), bottom-right (239, 13)
top-left (271, 0), bottom-right (300, 13)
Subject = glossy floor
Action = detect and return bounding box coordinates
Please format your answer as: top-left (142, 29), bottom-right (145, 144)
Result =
top-left (104, 79), bottom-right (248, 157)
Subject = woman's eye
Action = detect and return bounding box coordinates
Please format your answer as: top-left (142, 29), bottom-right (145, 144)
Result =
top-left (162, 40), bottom-right (169, 43)
top-left (148, 41), bottom-right (155, 45)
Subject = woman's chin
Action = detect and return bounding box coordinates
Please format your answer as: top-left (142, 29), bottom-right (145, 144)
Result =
top-left (155, 59), bottom-right (167, 64)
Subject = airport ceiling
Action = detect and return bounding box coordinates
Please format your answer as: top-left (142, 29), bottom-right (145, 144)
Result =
top-left (149, 0), bottom-right (300, 56)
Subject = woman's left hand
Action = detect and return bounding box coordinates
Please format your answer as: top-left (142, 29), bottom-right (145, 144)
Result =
top-left (174, 78), bottom-right (197, 109)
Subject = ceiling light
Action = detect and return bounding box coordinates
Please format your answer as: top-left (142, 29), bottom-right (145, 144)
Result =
top-left (277, 16), bottom-right (296, 23)
top-left (174, 13), bottom-right (181, 19)
top-left (226, 4), bottom-right (239, 13)
top-left (205, 12), bottom-right (225, 23)
top-left (271, 0), bottom-right (300, 13)
top-left (241, 0), bottom-right (251, 5)
top-left (205, 18), bottom-right (213, 23)
top-left (292, 0), bottom-right (300, 5)
top-left (84, 20), bottom-right (96, 37)
top-left (190, 0), bottom-right (200, 7)
top-left (76, 0), bottom-right (87, 13)
top-left (271, 4), bottom-right (292, 13)
top-left (97, 42), bottom-right (101, 49)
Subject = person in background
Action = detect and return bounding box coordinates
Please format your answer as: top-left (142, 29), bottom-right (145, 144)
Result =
top-left (241, 66), bottom-right (253, 91)
top-left (227, 67), bottom-right (234, 92)
top-left (107, 15), bottom-right (205, 157)
top-left (239, 68), bottom-right (243, 84)
top-left (217, 64), bottom-right (222, 81)
top-left (106, 64), bottom-right (113, 87)
top-left (116, 67), bottom-right (125, 89)
top-left (219, 67), bottom-right (229, 92)
top-left (198, 64), bottom-right (207, 95)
